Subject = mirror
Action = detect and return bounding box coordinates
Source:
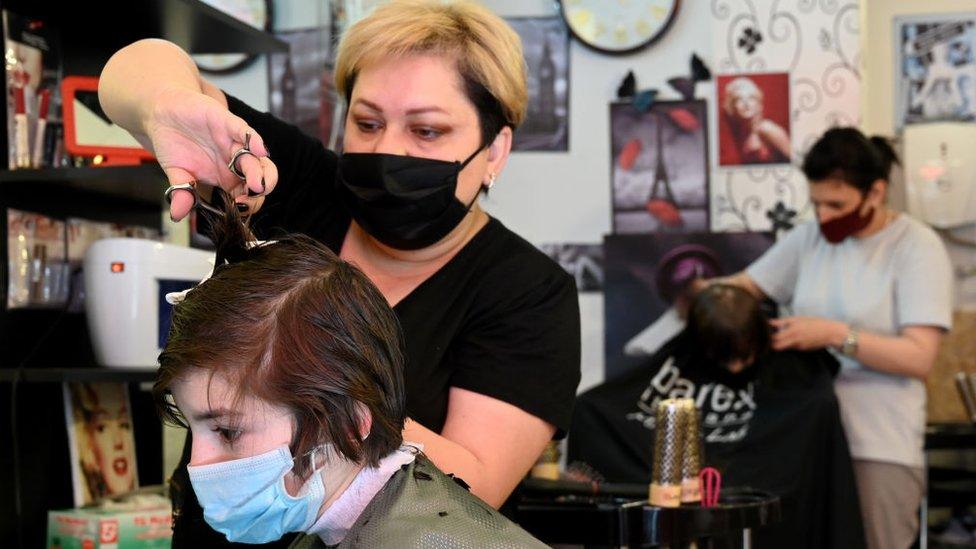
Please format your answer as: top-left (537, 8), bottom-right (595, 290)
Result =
top-left (61, 76), bottom-right (155, 165)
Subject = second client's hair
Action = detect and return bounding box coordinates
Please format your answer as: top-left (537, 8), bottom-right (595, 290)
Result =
top-left (686, 284), bottom-right (771, 369)
top-left (153, 194), bottom-right (407, 476)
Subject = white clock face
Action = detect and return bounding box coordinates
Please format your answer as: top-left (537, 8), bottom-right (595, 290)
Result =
top-left (560, 0), bottom-right (680, 54)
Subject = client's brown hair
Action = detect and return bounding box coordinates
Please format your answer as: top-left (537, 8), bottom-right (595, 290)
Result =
top-left (686, 284), bottom-right (771, 369)
top-left (153, 195), bottom-right (405, 473)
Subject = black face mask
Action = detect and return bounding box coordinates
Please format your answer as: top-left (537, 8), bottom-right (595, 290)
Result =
top-left (336, 148), bottom-right (484, 250)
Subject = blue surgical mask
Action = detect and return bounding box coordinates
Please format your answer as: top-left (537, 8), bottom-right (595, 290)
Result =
top-left (187, 444), bottom-right (326, 543)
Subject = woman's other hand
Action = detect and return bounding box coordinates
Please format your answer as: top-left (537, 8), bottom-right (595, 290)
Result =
top-left (770, 316), bottom-right (845, 351)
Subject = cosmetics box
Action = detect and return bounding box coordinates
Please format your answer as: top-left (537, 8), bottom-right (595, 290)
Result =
top-left (46, 504), bottom-right (172, 549)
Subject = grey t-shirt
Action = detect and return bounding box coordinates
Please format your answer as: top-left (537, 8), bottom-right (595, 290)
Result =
top-left (747, 215), bottom-right (952, 467)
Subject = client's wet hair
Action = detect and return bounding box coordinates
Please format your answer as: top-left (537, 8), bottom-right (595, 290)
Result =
top-left (686, 284), bottom-right (771, 371)
top-left (154, 192), bottom-right (406, 474)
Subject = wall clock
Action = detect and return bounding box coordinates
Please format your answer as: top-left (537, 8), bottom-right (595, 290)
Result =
top-left (558, 0), bottom-right (680, 55)
top-left (192, 0), bottom-right (273, 74)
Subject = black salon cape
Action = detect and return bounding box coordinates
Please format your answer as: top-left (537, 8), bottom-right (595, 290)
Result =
top-left (567, 334), bottom-right (866, 548)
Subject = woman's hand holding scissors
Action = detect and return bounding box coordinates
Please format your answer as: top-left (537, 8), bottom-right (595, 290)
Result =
top-left (142, 86), bottom-right (278, 220)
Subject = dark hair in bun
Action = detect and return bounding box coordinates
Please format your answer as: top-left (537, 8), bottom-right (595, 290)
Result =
top-left (802, 127), bottom-right (900, 194)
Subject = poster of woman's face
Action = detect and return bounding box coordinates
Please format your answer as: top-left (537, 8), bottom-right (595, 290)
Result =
top-left (63, 382), bottom-right (138, 506)
top-left (717, 73), bottom-right (792, 166)
top-left (507, 17), bottom-right (570, 152)
top-left (610, 100), bottom-right (709, 234)
top-left (603, 232), bottom-right (774, 380)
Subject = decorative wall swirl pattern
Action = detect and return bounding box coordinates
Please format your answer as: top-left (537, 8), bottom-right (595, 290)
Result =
top-left (710, 0), bottom-right (860, 231)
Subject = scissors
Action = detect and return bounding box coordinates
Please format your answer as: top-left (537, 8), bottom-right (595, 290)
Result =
top-left (164, 181), bottom-right (224, 216)
top-left (164, 133), bottom-right (259, 217)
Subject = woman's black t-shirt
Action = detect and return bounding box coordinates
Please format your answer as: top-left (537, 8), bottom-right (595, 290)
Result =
top-left (230, 94), bottom-right (582, 434)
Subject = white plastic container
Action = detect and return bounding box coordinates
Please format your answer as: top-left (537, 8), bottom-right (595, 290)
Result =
top-left (903, 123), bottom-right (976, 229)
top-left (84, 239), bottom-right (214, 368)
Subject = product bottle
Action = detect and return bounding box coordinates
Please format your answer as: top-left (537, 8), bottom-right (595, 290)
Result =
top-left (14, 86), bottom-right (30, 168)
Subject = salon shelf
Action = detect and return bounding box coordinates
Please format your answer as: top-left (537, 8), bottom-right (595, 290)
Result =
top-left (926, 422), bottom-right (976, 450)
top-left (0, 166), bottom-right (168, 207)
top-left (516, 488), bottom-right (781, 546)
top-left (0, 166), bottom-right (167, 230)
top-left (0, 0), bottom-right (288, 75)
top-left (0, 2), bottom-right (277, 547)
top-left (924, 425), bottom-right (976, 517)
top-left (929, 467), bottom-right (976, 508)
top-left (0, 367), bottom-right (156, 383)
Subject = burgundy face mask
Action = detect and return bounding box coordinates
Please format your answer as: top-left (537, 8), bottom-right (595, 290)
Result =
top-left (819, 198), bottom-right (873, 244)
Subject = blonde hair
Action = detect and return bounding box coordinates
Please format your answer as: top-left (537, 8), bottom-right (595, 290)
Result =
top-left (722, 77), bottom-right (763, 116)
top-left (335, 0), bottom-right (527, 130)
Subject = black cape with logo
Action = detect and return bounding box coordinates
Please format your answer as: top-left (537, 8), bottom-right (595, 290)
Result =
top-left (568, 333), bottom-right (866, 548)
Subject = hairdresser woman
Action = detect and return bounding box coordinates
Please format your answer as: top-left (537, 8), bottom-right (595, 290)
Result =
top-left (717, 128), bottom-right (952, 549)
top-left (99, 1), bottom-right (580, 545)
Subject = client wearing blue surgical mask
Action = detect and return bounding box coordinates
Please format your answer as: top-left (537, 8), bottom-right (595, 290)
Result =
top-left (155, 204), bottom-right (547, 548)
top-left (710, 127), bottom-right (953, 549)
top-left (100, 1), bottom-right (581, 546)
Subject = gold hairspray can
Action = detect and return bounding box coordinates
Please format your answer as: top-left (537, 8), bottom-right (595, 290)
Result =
top-left (680, 399), bottom-right (703, 503)
top-left (649, 398), bottom-right (687, 507)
